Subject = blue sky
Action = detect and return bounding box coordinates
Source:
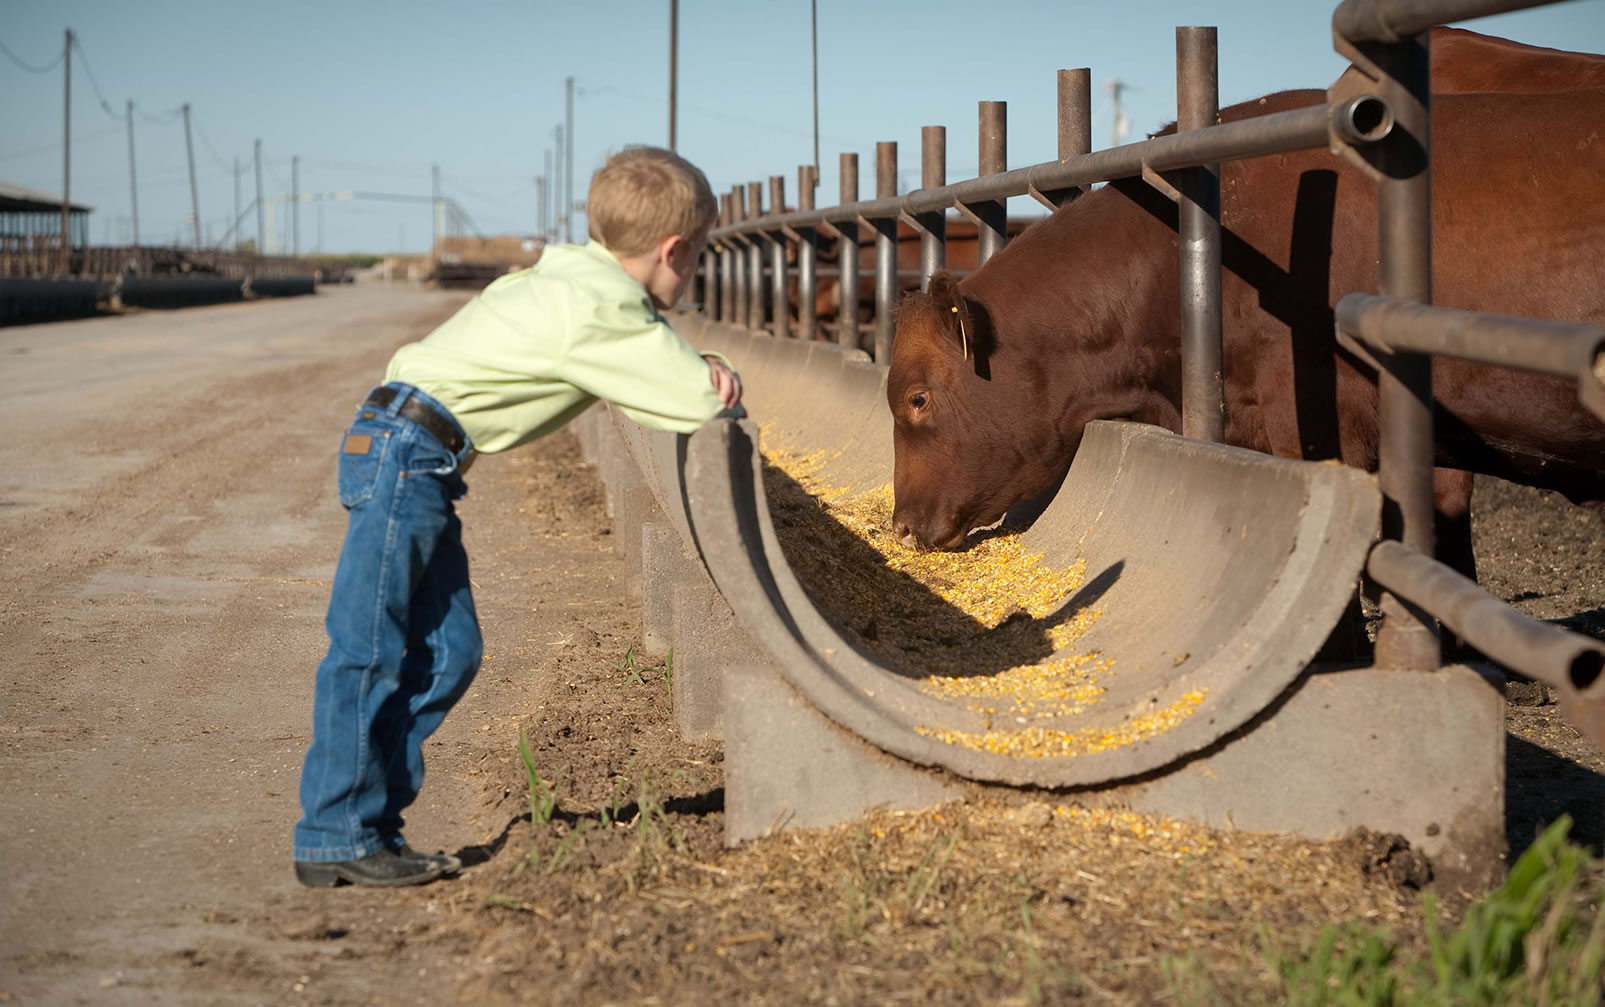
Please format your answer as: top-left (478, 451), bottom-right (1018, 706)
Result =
top-left (3, 0), bottom-right (1600, 255)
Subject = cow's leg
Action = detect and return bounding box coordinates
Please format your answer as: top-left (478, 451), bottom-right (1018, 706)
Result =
top-left (1434, 467), bottom-right (1478, 661)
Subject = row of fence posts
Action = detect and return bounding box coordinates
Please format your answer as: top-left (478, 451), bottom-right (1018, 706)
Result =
top-left (693, 1), bottom-right (1605, 728)
top-left (700, 28), bottom-right (1221, 429)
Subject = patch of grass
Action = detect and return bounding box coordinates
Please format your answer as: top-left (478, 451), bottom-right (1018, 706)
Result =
top-left (1167, 816), bottom-right (1604, 1006)
top-left (620, 645), bottom-right (672, 691)
top-left (620, 646), bottom-right (645, 687)
top-left (517, 729), bottom-right (557, 825)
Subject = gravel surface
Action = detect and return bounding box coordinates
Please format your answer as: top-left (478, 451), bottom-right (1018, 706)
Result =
top-left (0, 288), bottom-right (1599, 1004)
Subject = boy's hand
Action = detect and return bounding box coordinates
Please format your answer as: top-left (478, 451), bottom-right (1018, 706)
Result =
top-left (708, 358), bottom-right (743, 409)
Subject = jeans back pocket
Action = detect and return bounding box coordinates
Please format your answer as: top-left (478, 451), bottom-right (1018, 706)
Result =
top-left (337, 426), bottom-right (391, 509)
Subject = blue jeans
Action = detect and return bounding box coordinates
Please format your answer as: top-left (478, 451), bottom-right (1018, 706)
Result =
top-left (294, 383), bottom-right (482, 863)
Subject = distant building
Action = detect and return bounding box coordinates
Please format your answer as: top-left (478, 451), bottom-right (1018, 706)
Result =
top-left (1, 180), bottom-right (91, 256)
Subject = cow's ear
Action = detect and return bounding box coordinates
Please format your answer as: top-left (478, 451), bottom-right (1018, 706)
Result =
top-left (926, 271), bottom-right (975, 361)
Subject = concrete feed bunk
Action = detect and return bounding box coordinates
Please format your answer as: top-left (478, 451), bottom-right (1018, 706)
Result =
top-left (578, 314), bottom-right (1505, 882)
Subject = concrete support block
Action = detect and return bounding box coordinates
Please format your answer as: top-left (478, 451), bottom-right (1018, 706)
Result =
top-left (723, 662), bottom-right (966, 846)
top-left (1125, 662), bottom-right (1506, 890)
top-left (594, 422), bottom-right (627, 519)
top-left (641, 522), bottom-right (700, 659)
top-left (719, 660), bottom-right (1505, 888)
top-left (572, 404), bottom-right (604, 466)
top-left (669, 576), bottom-right (772, 743)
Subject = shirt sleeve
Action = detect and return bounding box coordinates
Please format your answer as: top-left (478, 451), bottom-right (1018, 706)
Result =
top-left (558, 297), bottom-right (732, 434)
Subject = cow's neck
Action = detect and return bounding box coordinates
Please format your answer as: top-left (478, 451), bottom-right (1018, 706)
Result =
top-left (963, 184), bottom-right (1184, 456)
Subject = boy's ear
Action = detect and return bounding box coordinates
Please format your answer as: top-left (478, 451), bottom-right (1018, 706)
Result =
top-left (656, 232), bottom-right (685, 266)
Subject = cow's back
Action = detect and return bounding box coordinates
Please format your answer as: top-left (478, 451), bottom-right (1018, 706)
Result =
top-left (1217, 86), bottom-right (1605, 499)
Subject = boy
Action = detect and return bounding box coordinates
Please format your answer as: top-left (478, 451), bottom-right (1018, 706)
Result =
top-left (293, 146), bottom-right (741, 887)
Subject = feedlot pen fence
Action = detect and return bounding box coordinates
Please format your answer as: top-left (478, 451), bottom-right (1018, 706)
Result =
top-left (695, 0), bottom-right (1605, 747)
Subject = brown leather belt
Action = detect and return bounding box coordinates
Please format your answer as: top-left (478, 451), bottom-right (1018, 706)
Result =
top-left (363, 386), bottom-right (467, 456)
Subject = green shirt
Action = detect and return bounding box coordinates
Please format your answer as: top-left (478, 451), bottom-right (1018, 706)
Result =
top-left (386, 241), bottom-right (728, 454)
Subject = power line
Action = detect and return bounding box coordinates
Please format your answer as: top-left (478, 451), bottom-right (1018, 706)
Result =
top-left (70, 36), bottom-right (123, 122)
top-left (138, 106), bottom-right (182, 125)
top-left (0, 123), bottom-right (124, 162)
top-left (265, 157), bottom-right (291, 190)
top-left (442, 173), bottom-right (533, 205)
top-left (0, 36), bottom-right (64, 73)
top-left (191, 114), bottom-right (240, 176)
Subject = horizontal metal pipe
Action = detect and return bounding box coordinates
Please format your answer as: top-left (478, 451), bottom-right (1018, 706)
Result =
top-left (1337, 294), bottom-right (1605, 378)
top-left (1333, 0), bottom-right (1552, 43)
top-left (710, 104), bottom-right (1330, 241)
top-left (1367, 540), bottom-right (1605, 701)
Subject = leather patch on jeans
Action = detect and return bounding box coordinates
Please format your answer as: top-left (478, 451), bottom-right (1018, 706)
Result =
top-left (343, 434), bottom-right (373, 455)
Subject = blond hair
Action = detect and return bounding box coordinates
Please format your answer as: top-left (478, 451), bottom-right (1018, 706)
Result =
top-left (586, 146), bottom-right (717, 256)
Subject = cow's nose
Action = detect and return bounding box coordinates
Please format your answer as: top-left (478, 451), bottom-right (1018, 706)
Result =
top-left (893, 517), bottom-right (920, 550)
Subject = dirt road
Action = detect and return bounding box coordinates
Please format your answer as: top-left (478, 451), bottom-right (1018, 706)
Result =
top-left (2, 286), bottom-right (1600, 1005)
top-left (0, 287), bottom-right (500, 1003)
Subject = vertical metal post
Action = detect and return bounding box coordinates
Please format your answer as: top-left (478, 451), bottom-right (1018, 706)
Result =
top-left (919, 126), bottom-right (946, 290)
top-left (731, 186), bottom-right (748, 327)
top-left (873, 141), bottom-right (898, 362)
top-left (254, 140), bottom-right (264, 256)
top-left (976, 102), bottom-right (1007, 265)
top-left (798, 164), bottom-right (818, 340)
top-left (61, 29), bottom-right (71, 271)
top-left (719, 193), bottom-right (734, 323)
top-left (1371, 32), bottom-right (1440, 671)
top-left (747, 180), bottom-right (764, 330)
top-left (1177, 27), bottom-right (1224, 443)
top-left (182, 104), bottom-right (201, 250)
top-left (232, 156), bottom-right (240, 252)
top-left (669, 0), bottom-right (678, 151)
top-left (291, 155), bottom-right (300, 258)
top-left (769, 174), bottom-right (789, 339)
top-left (709, 245), bottom-right (722, 316)
top-left (565, 76), bottom-right (575, 243)
top-left (1059, 68), bottom-right (1092, 172)
top-left (126, 100), bottom-right (140, 248)
top-left (837, 152), bottom-right (860, 349)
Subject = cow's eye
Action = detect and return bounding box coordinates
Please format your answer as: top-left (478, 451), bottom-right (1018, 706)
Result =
top-left (909, 392), bottom-right (928, 410)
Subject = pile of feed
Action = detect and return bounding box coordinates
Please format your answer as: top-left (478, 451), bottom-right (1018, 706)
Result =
top-left (761, 434), bottom-right (1206, 759)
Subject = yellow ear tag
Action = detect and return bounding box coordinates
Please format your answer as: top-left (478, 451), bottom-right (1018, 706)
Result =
top-left (951, 305), bottom-right (968, 360)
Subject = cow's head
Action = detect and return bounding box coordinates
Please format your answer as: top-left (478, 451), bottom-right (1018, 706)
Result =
top-left (889, 273), bottom-right (1061, 550)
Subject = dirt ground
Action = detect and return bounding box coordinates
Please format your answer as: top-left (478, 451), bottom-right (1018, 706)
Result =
top-left (1, 288), bottom-right (1600, 1005)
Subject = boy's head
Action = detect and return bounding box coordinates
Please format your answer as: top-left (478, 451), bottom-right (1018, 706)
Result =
top-left (588, 146), bottom-right (718, 309)
top-left (588, 146), bottom-right (717, 256)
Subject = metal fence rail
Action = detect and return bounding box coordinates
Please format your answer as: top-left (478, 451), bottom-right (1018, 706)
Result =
top-left (694, 0), bottom-right (1605, 747)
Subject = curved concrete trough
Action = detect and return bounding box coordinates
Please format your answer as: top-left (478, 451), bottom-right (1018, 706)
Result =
top-left (579, 315), bottom-right (1505, 881)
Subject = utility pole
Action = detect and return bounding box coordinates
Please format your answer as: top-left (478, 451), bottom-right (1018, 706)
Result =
top-left (431, 163), bottom-right (440, 259)
top-left (1107, 78), bottom-right (1131, 147)
top-left (535, 173), bottom-right (546, 239)
top-left (232, 156), bottom-right (240, 252)
top-left (254, 139), bottom-right (265, 255)
top-left (125, 99), bottom-right (140, 247)
top-left (544, 149), bottom-right (554, 242)
top-left (292, 155), bottom-right (299, 257)
top-left (61, 28), bottom-right (72, 270)
top-left (811, 0), bottom-right (820, 187)
top-left (182, 104), bottom-right (201, 249)
top-left (564, 76), bottom-right (575, 243)
top-left (668, 0), bottom-right (678, 151)
top-left (553, 125), bottom-right (564, 244)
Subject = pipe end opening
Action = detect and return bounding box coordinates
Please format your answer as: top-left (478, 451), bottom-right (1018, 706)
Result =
top-left (1569, 649), bottom-right (1604, 693)
top-left (1339, 95), bottom-right (1394, 144)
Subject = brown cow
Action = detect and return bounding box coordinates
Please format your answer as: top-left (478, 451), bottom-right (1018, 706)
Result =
top-left (888, 81), bottom-right (1605, 554)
